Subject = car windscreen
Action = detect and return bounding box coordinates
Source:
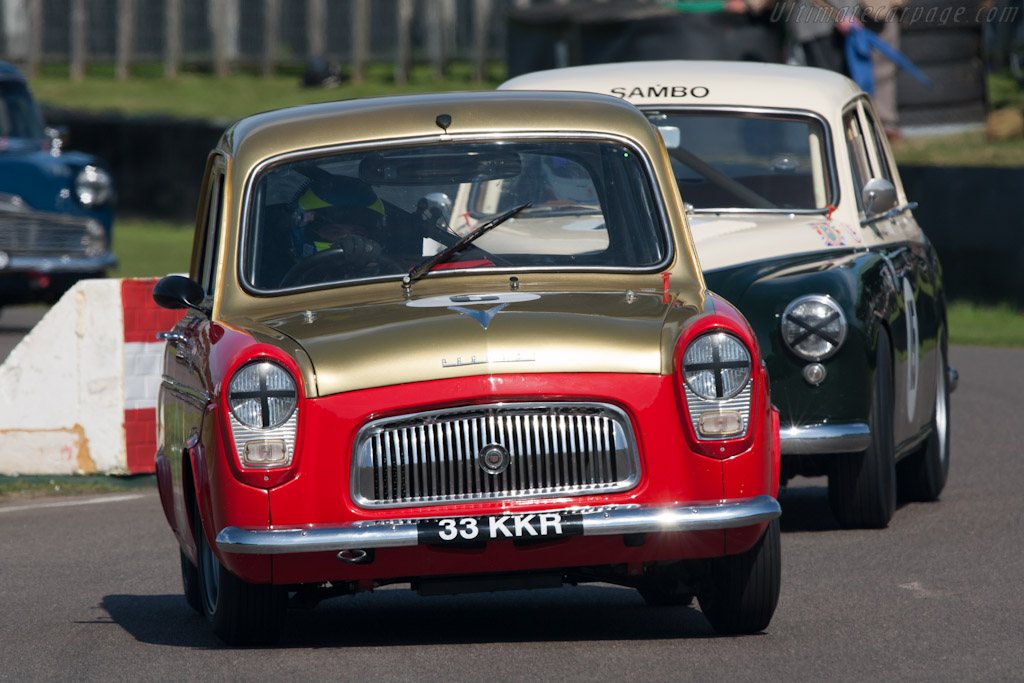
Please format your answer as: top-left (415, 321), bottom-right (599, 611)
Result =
top-left (243, 138), bottom-right (670, 292)
top-left (649, 111), bottom-right (832, 212)
top-left (0, 81), bottom-right (46, 139)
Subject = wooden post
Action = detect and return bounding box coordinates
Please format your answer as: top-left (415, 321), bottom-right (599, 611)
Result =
top-left (472, 0), bottom-right (491, 82)
top-left (26, 0), bottom-right (41, 78)
top-left (165, 0), bottom-right (182, 78)
top-left (263, 0), bottom-right (280, 77)
top-left (211, 0), bottom-right (230, 77)
top-left (116, 0), bottom-right (136, 80)
top-left (70, 0), bottom-right (86, 81)
top-left (350, 0), bottom-right (369, 83)
top-left (429, 0), bottom-right (455, 80)
top-left (307, 0), bottom-right (327, 58)
top-left (394, 0), bottom-right (413, 84)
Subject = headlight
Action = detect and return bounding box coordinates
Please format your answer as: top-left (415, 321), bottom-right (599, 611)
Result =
top-left (74, 165), bottom-right (114, 207)
top-left (228, 361), bottom-right (297, 429)
top-left (781, 295), bottom-right (847, 361)
top-left (682, 332), bottom-right (751, 400)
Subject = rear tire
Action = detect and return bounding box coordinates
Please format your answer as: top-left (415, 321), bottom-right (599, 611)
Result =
top-left (180, 549), bottom-right (202, 614)
top-left (697, 518), bottom-right (781, 635)
top-left (899, 343), bottom-right (950, 502)
top-left (195, 503), bottom-right (286, 646)
top-left (829, 328), bottom-right (896, 529)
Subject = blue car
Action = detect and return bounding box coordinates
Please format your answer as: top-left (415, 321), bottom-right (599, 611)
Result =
top-left (0, 62), bottom-right (116, 306)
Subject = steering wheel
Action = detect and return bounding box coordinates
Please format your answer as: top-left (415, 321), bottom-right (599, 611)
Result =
top-left (279, 242), bottom-right (401, 287)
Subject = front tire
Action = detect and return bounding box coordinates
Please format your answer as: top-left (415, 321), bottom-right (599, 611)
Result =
top-left (899, 342), bottom-right (951, 501)
top-left (697, 518), bottom-right (781, 635)
top-left (829, 328), bottom-right (896, 529)
top-left (195, 505), bottom-right (286, 646)
top-left (180, 549), bottom-right (202, 614)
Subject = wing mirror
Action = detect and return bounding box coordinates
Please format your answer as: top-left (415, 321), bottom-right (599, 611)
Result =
top-left (862, 177), bottom-right (897, 216)
top-left (657, 125), bottom-right (681, 150)
top-left (153, 275), bottom-right (208, 315)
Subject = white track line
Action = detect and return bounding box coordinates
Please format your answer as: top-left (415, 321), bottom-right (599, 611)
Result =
top-left (0, 492), bottom-right (147, 514)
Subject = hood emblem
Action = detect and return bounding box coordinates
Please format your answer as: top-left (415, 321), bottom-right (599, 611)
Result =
top-left (448, 303), bottom-right (508, 329)
top-left (479, 444), bottom-right (511, 475)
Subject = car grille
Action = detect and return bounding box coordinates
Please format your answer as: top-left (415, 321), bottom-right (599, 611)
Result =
top-left (352, 402), bottom-right (640, 509)
top-left (0, 212), bottom-right (104, 257)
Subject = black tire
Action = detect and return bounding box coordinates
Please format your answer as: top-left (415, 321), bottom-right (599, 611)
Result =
top-left (637, 563), bottom-right (694, 607)
top-left (195, 504), bottom-right (286, 646)
top-left (180, 549), bottom-right (202, 614)
top-left (829, 328), bottom-right (896, 529)
top-left (899, 343), bottom-right (951, 502)
top-left (697, 518), bottom-right (781, 635)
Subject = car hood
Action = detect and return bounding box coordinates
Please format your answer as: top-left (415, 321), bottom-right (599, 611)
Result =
top-left (688, 213), bottom-right (865, 273)
top-left (254, 288), bottom-right (688, 397)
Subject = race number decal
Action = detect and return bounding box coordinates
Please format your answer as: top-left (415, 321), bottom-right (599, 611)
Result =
top-left (418, 512), bottom-right (584, 545)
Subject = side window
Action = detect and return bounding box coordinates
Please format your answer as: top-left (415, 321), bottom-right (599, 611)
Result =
top-left (861, 105), bottom-right (896, 186)
top-left (843, 110), bottom-right (871, 213)
top-left (194, 170), bottom-right (224, 295)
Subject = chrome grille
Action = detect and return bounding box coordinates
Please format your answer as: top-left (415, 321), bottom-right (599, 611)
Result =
top-left (352, 402), bottom-right (640, 509)
top-left (0, 213), bottom-right (104, 257)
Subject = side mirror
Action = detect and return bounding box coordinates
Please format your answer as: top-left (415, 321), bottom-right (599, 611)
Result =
top-left (153, 275), bottom-right (208, 315)
top-left (861, 177), bottom-right (897, 216)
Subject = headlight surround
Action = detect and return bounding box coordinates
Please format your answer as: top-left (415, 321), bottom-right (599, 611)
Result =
top-left (228, 361), bottom-right (297, 429)
top-left (74, 165), bottom-right (114, 207)
top-left (682, 332), bottom-right (752, 400)
top-left (781, 294), bottom-right (847, 361)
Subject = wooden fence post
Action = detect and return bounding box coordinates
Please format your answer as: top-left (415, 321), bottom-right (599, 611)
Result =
top-left (70, 0), bottom-right (86, 81)
top-left (307, 0), bottom-right (327, 58)
top-left (395, 0), bottom-right (413, 84)
top-left (263, 0), bottom-right (280, 77)
top-left (165, 0), bottom-right (182, 78)
top-left (350, 0), bottom-right (369, 83)
top-left (473, 0), bottom-right (491, 82)
top-left (116, 0), bottom-right (136, 80)
top-left (26, 0), bottom-right (41, 78)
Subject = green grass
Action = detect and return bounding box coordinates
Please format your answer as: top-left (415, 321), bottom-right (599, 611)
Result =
top-left (0, 474), bottom-right (155, 501)
top-left (32, 62), bottom-right (508, 121)
top-left (110, 219), bottom-right (194, 278)
top-left (947, 300), bottom-right (1024, 347)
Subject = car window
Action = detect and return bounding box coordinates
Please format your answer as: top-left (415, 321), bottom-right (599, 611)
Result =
top-left (646, 111), bottom-right (832, 211)
top-left (0, 81), bottom-right (45, 139)
top-left (860, 103), bottom-right (896, 187)
top-left (193, 167), bottom-right (224, 295)
top-left (242, 139), bottom-right (669, 292)
top-left (843, 109), bottom-right (872, 213)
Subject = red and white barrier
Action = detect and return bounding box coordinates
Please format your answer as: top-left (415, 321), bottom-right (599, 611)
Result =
top-left (0, 278), bottom-right (183, 475)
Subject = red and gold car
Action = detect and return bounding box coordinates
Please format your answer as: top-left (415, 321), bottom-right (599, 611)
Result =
top-left (153, 90), bottom-right (781, 645)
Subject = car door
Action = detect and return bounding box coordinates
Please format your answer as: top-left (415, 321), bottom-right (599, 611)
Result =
top-left (157, 155), bottom-right (224, 549)
top-left (843, 100), bottom-right (936, 450)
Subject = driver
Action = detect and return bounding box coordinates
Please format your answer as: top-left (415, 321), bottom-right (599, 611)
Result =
top-left (292, 175), bottom-right (388, 273)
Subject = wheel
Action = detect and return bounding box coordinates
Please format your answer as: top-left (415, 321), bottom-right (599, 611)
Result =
top-left (899, 342), bottom-right (950, 502)
top-left (829, 328), bottom-right (896, 529)
top-left (195, 504), bottom-right (286, 646)
top-left (180, 549), bottom-right (202, 614)
top-left (637, 563), bottom-right (694, 607)
top-left (697, 518), bottom-right (781, 635)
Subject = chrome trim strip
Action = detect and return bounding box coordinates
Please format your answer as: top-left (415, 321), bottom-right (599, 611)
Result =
top-left (215, 495), bottom-right (781, 554)
top-left (1, 253), bottom-right (117, 272)
top-left (780, 422), bottom-right (871, 455)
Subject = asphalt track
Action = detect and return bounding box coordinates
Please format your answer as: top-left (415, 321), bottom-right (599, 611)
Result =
top-left (1, 305), bottom-right (1021, 680)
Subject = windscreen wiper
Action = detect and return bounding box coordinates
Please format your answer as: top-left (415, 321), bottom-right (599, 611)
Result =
top-left (402, 202), bottom-right (531, 291)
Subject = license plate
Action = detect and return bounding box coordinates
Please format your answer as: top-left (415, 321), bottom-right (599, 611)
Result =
top-left (418, 512), bottom-right (584, 545)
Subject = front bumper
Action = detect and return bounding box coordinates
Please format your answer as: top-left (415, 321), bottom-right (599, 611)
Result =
top-left (780, 422), bottom-right (870, 456)
top-left (216, 495), bottom-right (781, 555)
top-left (0, 252), bottom-right (118, 274)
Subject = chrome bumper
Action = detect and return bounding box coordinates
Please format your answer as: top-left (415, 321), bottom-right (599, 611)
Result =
top-left (780, 422), bottom-right (871, 455)
top-left (0, 252), bottom-right (118, 273)
top-left (216, 495), bottom-right (781, 555)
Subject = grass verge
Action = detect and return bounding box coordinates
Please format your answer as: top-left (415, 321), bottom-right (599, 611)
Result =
top-left (0, 474), bottom-right (155, 502)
